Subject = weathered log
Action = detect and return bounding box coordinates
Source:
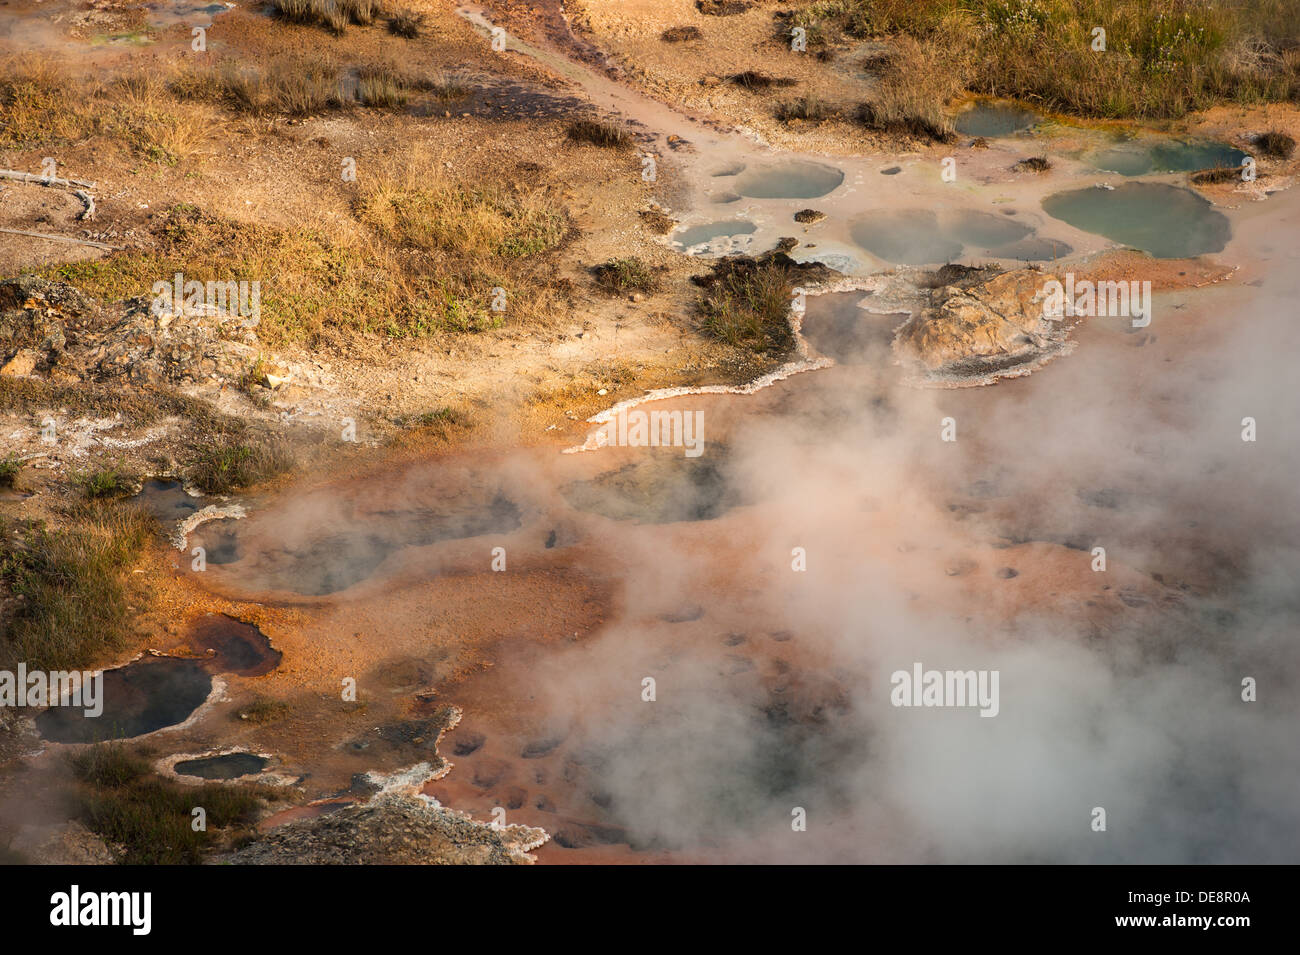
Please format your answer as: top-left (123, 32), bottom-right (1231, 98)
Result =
top-left (74, 189), bottom-right (96, 221)
top-left (0, 169), bottom-right (98, 189)
top-left (0, 227), bottom-right (115, 250)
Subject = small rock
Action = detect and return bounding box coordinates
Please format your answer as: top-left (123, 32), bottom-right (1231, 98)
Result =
top-left (0, 349), bottom-right (38, 378)
top-left (945, 558), bottom-right (977, 577)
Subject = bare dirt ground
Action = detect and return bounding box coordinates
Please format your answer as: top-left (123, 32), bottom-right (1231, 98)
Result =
top-left (0, 0), bottom-right (775, 486)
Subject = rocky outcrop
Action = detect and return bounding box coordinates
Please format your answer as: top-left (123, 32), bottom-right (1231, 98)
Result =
top-left (0, 349), bottom-right (38, 378)
top-left (893, 267), bottom-right (1070, 384)
top-left (0, 276), bottom-right (305, 391)
top-left (225, 763), bottom-right (548, 865)
top-left (89, 297), bottom-right (261, 386)
top-left (0, 275), bottom-right (91, 373)
top-left (8, 820), bottom-right (116, 865)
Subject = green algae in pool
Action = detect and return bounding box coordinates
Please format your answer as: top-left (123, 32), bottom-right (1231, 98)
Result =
top-left (954, 101), bottom-right (1038, 138)
top-left (1085, 137), bottom-right (1249, 177)
top-left (36, 657), bottom-right (212, 743)
top-left (734, 160), bottom-right (844, 199)
top-left (672, 220), bottom-right (757, 250)
top-left (1042, 183), bottom-right (1230, 258)
top-left (174, 752), bottom-right (268, 780)
top-left (563, 453), bottom-right (745, 524)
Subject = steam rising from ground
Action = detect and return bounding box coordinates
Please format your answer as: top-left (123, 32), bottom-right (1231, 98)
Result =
top-left (519, 231), bottom-right (1300, 862)
top-left (168, 217), bottom-right (1300, 863)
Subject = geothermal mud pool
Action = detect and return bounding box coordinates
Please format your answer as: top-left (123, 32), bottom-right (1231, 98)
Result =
top-left (36, 658), bottom-right (214, 745)
top-left (11, 1), bottom-right (1298, 867)
top-left (173, 752), bottom-right (269, 781)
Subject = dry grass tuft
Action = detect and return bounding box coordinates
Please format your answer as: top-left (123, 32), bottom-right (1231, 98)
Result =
top-left (1191, 166), bottom-right (1246, 184)
top-left (797, 0), bottom-right (1300, 120)
top-left (1013, 155), bottom-right (1052, 172)
top-left (388, 9), bottom-right (425, 38)
top-left (1255, 129), bottom-right (1295, 159)
top-left (661, 25), bottom-right (702, 42)
top-left (566, 117), bottom-right (632, 148)
top-left (775, 93), bottom-right (838, 123)
top-left (728, 71), bottom-right (798, 90)
top-left (357, 64), bottom-right (410, 108)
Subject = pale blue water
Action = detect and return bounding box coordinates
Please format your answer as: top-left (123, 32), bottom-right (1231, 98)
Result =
top-left (954, 102), bottom-right (1038, 138)
top-left (1085, 137), bottom-right (1249, 177)
top-left (1043, 183), bottom-right (1230, 258)
top-left (673, 220), bottom-right (757, 249)
top-left (734, 160), bottom-right (844, 199)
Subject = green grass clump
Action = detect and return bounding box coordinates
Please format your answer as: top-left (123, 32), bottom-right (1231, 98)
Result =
top-left (237, 698), bottom-right (292, 724)
top-left (44, 197), bottom-right (567, 347)
top-left (189, 435), bottom-right (294, 495)
top-left (66, 743), bottom-right (152, 788)
top-left (0, 500), bottom-right (151, 672)
top-left (697, 260), bottom-right (796, 355)
top-left (411, 407), bottom-right (464, 428)
top-left (0, 55), bottom-right (92, 147)
top-left (0, 454), bottom-right (20, 488)
top-left (79, 468), bottom-right (135, 499)
top-left (592, 258), bottom-right (659, 295)
top-left (359, 184), bottom-right (565, 260)
top-left (65, 744), bottom-right (263, 864)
